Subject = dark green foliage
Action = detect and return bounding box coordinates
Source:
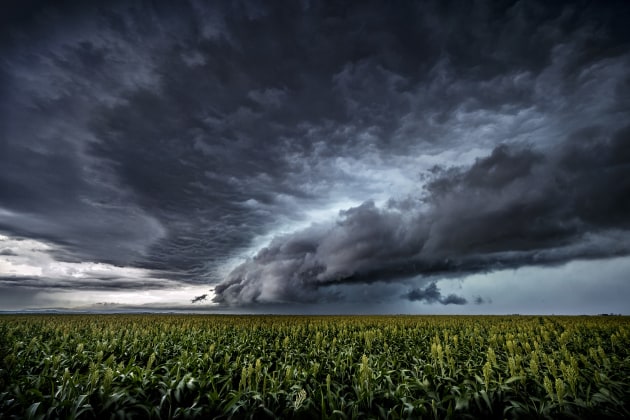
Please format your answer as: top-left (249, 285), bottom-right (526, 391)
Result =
top-left (0, 315), bottom-right (629, 419)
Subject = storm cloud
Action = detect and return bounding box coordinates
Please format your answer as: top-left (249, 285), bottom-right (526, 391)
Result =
top-left (214, 128), bottom-right (630, 304)
top-left (403, 282), bottom-right (467, 305)
top-left (1, 0), bottom-right (629, 311)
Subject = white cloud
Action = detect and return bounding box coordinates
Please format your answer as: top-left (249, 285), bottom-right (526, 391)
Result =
top-left (0, 234), bottom-right (215, 309)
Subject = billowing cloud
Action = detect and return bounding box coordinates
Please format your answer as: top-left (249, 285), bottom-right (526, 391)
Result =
top-left (214, 126), bottom-right (630, 304)
top-left (402, 282), bottom-right (467, 305)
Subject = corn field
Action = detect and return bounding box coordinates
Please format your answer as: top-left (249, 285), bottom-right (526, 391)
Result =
top-left (1, 315), bottom-right (629, 419)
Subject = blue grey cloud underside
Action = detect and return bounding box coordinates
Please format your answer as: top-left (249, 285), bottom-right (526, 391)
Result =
top-left (215, 131), bottom-right (630, 304)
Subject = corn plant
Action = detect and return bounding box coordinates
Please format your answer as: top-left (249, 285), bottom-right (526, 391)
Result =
top-left (0, 314), bottom-right (629, 419)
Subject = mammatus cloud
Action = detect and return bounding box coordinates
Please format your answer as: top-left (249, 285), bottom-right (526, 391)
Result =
top-left (214, 126), bottom-right (630, 305)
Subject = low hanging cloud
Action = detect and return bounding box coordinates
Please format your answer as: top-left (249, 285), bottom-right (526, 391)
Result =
top-left (214, 125), bottom-right (630, 305)
top-left (191, 294), bottom-right (208, 304)
top-left (440, 294), bottom-right (468, 305)
top-left (473, 296), bottom-right (491, 305)
top-left (402, 282), bottom-right (467, 305)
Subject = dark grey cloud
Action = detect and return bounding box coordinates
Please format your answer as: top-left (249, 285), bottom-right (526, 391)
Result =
top-left (402, 282), bottom-right (467, 305)
top-left (215, 125), bottom-right (630, 304)
top-left (473, 295), bottom-right (491, 305)
top-left (404, 282), bottom-right (442, 303)
top-left (191, 294), bottom-right (208, 304)
top-left (440, 294), bottom-right (468, 305)
top-left (1, 0), bottom-right (630, 308)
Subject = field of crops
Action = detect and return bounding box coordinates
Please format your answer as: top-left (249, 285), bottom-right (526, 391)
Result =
top-left (1, 315), bottom-right (629, 419)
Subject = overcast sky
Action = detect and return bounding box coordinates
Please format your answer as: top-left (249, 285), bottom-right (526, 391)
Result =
top-left (1, 0), bottom-right (629, 314)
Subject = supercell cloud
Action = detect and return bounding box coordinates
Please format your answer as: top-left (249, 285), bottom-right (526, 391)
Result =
top-left (1, 0), bottom-right (629, 311)
top-left (215, 133), bottom-right (630, 304)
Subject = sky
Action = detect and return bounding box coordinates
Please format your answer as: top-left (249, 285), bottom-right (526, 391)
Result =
top-left (1, 0), bottom-right (629, 314)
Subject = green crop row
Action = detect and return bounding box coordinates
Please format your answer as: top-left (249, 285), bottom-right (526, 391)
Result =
top-left (0, 315), bottom-right (629, 419)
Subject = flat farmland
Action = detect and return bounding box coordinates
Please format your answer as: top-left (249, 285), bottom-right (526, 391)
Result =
top-left (1, 315), bottom-right (628, 419)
